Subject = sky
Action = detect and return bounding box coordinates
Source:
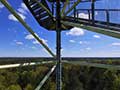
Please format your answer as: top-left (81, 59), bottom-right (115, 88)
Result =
top-left (0, 0), bottom-right (120, 57)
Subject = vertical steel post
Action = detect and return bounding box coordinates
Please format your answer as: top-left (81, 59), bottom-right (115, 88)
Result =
top-left (91, 0), bottom-right (95, 25)
top-left (74, 2), bottom-right (76, 21)
top-left (56, 0), bottom-right (62, 90)
top-left (106, 10), bottom-right (110, 27)
top-left (88, 10), bottom-right (91, 22)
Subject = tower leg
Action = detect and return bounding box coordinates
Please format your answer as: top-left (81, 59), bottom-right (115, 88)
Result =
top-left (56, 0), bottom-right (62, 90)
top-left (56, 31), bottom-right (62, 90)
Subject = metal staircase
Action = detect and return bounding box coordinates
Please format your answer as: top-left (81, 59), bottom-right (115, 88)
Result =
top-left (23, 0), bottom-right (120, 39)
top-left (23, 0), bottom-right (56, 30)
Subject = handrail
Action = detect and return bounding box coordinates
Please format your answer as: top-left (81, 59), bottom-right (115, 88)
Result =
top-left (76, 9), bottom-right (120, 11)
top-left (61, 20), bottom-right (120, 39)
top-left (70, 8), bottom-right (120, 26)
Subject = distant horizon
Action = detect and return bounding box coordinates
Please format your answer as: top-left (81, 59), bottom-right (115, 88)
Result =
top-left (0, 56), bottom-right (120, 58)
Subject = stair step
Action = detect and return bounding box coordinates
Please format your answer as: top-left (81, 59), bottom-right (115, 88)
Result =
top-left (31, 4), bottom-right (40, 11)
top-left (40, 12), bottom-right (49, 17)
top-left (36, 13), bottom-right (49, 19)
top-left (33, 6), bottom-right (42, 12)
top-left (23, 0), bottom-right (55, 30)
top-left (29, 0), bottom-right (37, 6)
top-left (34, 9), bottom-right (46, 15)
top-left (40, 12), bottom-right (49, 16)
top-left (40, 15), bottom-right (49, 20)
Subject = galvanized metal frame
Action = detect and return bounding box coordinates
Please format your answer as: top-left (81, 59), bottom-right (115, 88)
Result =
top-left (61, 0), bottom-right (69, 16)
top-left (56, 0), bottom-right (62, 90)
top-left (0, 61), bottom-right (54, 69)
top-left (1, 0), bottom-right (120, 90)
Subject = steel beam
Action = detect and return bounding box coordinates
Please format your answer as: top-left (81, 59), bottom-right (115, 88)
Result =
top-left (91, 0), bottom-right (95, 24)
top-left (67, 61), bottom-right (120, 70)
top-left (61, 21), bottom-right (120, 39)
top-left (63, 0), bottom-right (81, 17)
top-left (0, 0), bottom-right (55, 57)
top-left (56, 0), bottom-right (62, 90)
top-left (0, 61), bottom-right (54, 69)
top-left (35, 64), bottom-right (56, 90)
top-left (61, 0), bottom-right (69, 16)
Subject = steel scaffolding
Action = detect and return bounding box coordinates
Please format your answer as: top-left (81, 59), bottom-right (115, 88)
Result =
top-left (1, 0), bottom-right (120, 90)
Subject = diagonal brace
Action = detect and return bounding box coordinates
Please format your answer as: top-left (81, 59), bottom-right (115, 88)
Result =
top-left (35, 64), bottom-right (56, 90)
top-left (0, 0), bottom-right (55, 57)
top-left (61, 0), bottom-right (69, 16)
top-left (0, 61), bottom-right (54, 69)
top-left (63, 0), bottom-right (81, 17)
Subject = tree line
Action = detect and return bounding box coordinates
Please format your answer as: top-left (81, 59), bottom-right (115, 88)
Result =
top-left (0, 63), bottom-right (120, 90)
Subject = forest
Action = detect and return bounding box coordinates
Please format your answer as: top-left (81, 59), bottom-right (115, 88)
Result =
top-left (0, 62), bottom-right (120, 90)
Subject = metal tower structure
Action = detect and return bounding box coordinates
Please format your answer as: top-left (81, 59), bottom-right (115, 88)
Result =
top-left (1, 0), bottom-right (120, 90)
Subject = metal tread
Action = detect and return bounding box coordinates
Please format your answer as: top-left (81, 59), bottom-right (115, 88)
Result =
top-left (23, 0), bottom-right (55, 30)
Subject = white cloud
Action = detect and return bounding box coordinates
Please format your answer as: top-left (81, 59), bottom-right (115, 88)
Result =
top-left (18, 8), bottom-right (27, 14)
top-left (33, 39), bottom-right (48, 46)
top-left (73, 12), bottom-right (98, 19)
top-left (25, 33), bottom-right (39, 40)
top-left (66, 27), bottom-right (84, 36)
top-left (16, 41), bottom-right (23, 45)
top-left (39, 38), bottom-right (48, 46)
top-left (69, 40), bottom-right (75, 43)
top-left (61, 48), bottom-right (64, 52)
top-left (75, 13), bottom-right (89, 19)
top-left (25, 34), bottom-right (34, 40)
top-left (79, 41), bottom-right (89, 44)
top-left (79, 41), bottom-right (83, 44)
top-left (78, 13), bottom-right (89, 19)
top-left (93, 35), bottom-right (101, 39)
top-left (33, 40), bottom-right (39, 44)
top-left (0, 2), bottom-right (4, 9)
top-left (8, 3), bottom-right (28, 22)
top-left (31, 46), bottom-right (37, 49)
top-left (21, 3), bottom-right (28, 11)
top-left (111, 43), bottom-right (120, 46)
top-left (25, 34), bottom-right (48, 46)
top-left (8, 14), bottom-right (17, 21)
top-left (8, 12), bottom-right (26, 21)
top-left (86, 47), bottom-right (91, 50)
top-left (17, 3), bottom-right (28, 14)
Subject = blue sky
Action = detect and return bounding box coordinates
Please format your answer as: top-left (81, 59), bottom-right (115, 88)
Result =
top-left (0, 0), bottom-right (120, 57)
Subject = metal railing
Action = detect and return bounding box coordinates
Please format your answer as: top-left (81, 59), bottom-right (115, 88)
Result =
top-left (73, 9), bottom-right (120, 25)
